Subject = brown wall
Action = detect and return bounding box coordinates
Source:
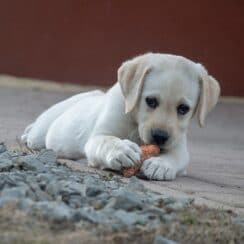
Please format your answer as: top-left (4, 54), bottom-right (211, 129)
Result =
top-left (0, 0), bottom-right (243, 96)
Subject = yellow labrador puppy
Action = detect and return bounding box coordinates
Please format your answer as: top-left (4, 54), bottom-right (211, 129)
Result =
top-left (21, 53), bottom-right (220, 180)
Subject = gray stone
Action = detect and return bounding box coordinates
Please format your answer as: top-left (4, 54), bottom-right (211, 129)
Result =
top-left (73, 208), bottom-right (110, 224)
top-left (233, 217), bottom-right (244, 226)
top-left (166, 198), bottom-right (194, 211)
top-left (31, 201), bottom-right (74, 222)
top-left (104, 179), bottom-right (121, 190)
top-left (36, 173), bottom-right (55, 188)
top-left (46, 180), bottom-right (85, 201)
top-left (0, 143), bottom-right (7, 154)
top-left (142, 207), bottom-right (166, 221)
top-left (83, 175), bottom-right (104, 186)
top-left (158, 213), bottom-right (175, 224)
top-left (38, 181), bottom-right (47, 191)
top-left (107, 190), bottom-right (143, 211)
top-left (67, 174), bottom-right (83, 183)
top-left (147, 219), bottom-right (162, 230)
top-left (34, 189), bottom-right (52, 201)
top-left (111, 175), bottom-right (121, 181)
top-left (0, 152), bottom-right (14, 171)
top-left (59, 181), bottom-right (85, 196)
top-left (27, 181), bottom-right (52, 201)
top-left (50, 167), bottom-right (69, 176)
top-left (125, 176), bottom-right (147, 192)
top-left (12, 155), bottom-right (46, 172)
top-left (17, 198), bottom-right (34, 210)
top-left (114, 209), bottom-right (147, 226)
top-left (45, 180), bottom-right (61, 197)
top-left (0, 174), bottom-right (19, 190)
top-left (88, 192), bottom-right (110, 210)
top-left (154, 235), bottom-right (179, 244)
top-left (0, 197), bottom-right (18, 207)
top-left (67, 195), bottom-right (87, 208)
top-left (152, 195), bottom-right (177, 206)
top-left (1, 186), bottom-right (28, 199)
top-left (85, 184), bottom-right (104, 197)
top-left (97, 192), bottom-right (110, 201)
top-left (36, 149), bottom-right (57, 164)
top-left (0, 160), bottom-right (13, 171)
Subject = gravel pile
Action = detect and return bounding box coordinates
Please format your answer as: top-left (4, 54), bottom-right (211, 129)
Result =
top-left (1, 143), bottom-right (243, 244)
top-left (0, 143), bottom-right (196, 243)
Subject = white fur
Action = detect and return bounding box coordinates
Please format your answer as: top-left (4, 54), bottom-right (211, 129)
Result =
top-left (21, 53), bottom-right (220, 180)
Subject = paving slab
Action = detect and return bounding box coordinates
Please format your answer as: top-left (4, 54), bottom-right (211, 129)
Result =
top-left (0, 77), bottom-right (244, 215)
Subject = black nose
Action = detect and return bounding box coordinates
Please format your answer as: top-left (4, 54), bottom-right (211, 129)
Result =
top-left (152, 129), bottom-right (170, 145)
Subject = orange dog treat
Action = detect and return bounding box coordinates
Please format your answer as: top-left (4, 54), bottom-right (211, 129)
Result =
top-left (123, 144), bottom-right (160, 177)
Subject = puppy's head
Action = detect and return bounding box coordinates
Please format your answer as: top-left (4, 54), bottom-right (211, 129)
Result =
top-left (118, 53), bottom-right (220, 150)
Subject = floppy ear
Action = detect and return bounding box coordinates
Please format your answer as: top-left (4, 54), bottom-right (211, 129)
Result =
top-left (118, 58), bottom-right (151, 113)
top-left (196, 64), bottom-right (221, 127)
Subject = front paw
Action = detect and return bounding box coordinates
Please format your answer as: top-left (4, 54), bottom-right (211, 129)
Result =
top-left (140, 157), bottom-right (176, 181)
top-left (106, 139), bottom-right (141, 170)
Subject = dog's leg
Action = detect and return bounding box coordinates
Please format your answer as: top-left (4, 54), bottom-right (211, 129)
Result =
top-left (84, 136), bottom-right (142, 170)
top-left (23, 91), bottom-right (103, 150)
top-left (140, 136), bottom-right (189, 180)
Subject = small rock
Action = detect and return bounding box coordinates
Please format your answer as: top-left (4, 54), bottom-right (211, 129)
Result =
top-left (166, 198), bottom-right (193, 211)
top-left (0, 174), bottom-right (19, 190)
top-left (27, 181), bottom-right (52, 201)
top-left (36, 150), bottom-right (57, 164)
top-left (85, 185), bottom-right (104, 197)
top-left (13, 155), bottom-right (46, 172)
top-left (38, 181), bottom-right (47, 191)
top-left (0, 152), bottom-right (14, 171)
top-left (152, 195), bottom-right (177, 206)
top-left (0, 160), bottom-right (13, 172)
top-left (104, 179), bottom-right (121, 190)
top-left (0, 143), bottom-right (7, 154)
top-left (1, 186), bottom-right (28, 199)
top-left (17, 198), bottom-right (34, 210)
top-left (36, 173), bottom-right (55, 187)
top-left (67, 174), bottom-right (83, 183)
top-left (60, 181), bottom-right (85, 196)
top-left (114, 209), bottom-right (147, 226)
top-left (124, 176), bottom-right (146, 192)
top-left (0, 197), bottom-right (18, 207)
top-left (50, 167), bottom-right (69, 176)
top-left (31, 201), bottom-right (74, 222)
top-left (97, 192), bottom-right (110, 201)
top-left (148, 219), bottom-right (162, 230)
top-left (233, 217), bottom-right (244, 226)
top-left (154, 235), bottom-right (179, 244)
top-left (73, 208), bottom-right (110, 224)
top-left (111, 175), bottom-right (121, 182)
top-left (45, 180), bottom-right (61, 197)
top-left (46, 180), bottom-right (85, 201)
top-left (67, 195), bottom-right (87, 208)
top-left (89, 192), bottom-right (110, 210)
top-left (161, 213), bottom-right (176, 224)
top-left (142, 207), bottom-right (166, 221)
top-left (107, 190), bottom-right (143, 211)
top-left (84, 175), bottom-right (104, 186)
top-left (35, 189), bottom-right (52, 201)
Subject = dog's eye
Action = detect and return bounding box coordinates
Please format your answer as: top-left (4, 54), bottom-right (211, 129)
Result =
top-left (177, 104), bottom-right (190, 115)
top-left (145, 97), bottom-right (158, 109)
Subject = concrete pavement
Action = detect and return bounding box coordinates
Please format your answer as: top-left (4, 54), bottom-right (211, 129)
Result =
top-left (0, 76), bottom-right (244, 215)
